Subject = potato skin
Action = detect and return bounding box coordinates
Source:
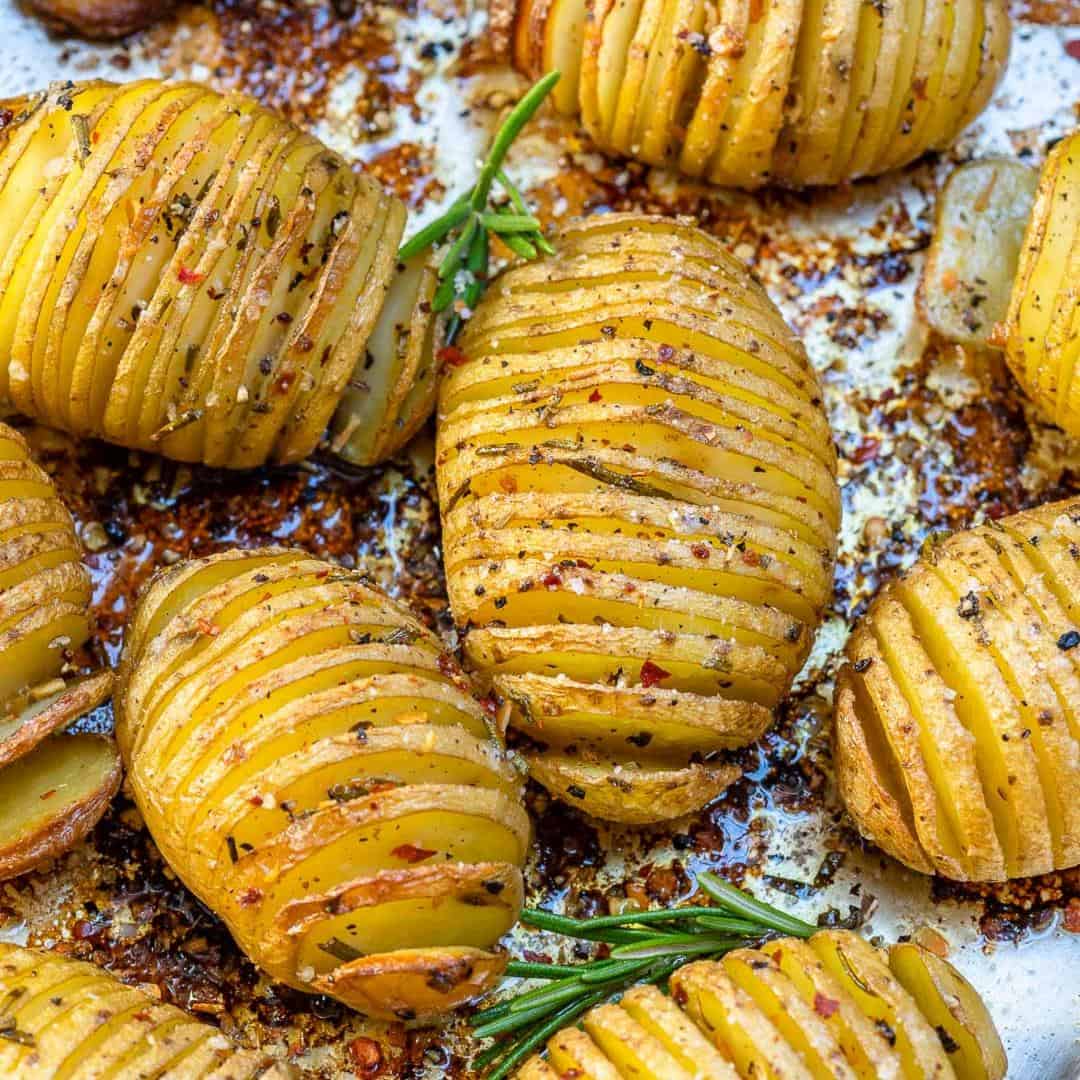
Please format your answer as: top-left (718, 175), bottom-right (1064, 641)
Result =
top-left (517, 929), bottom-right (1005, 1080)
top-left (0, 81), bottom-right (434, 470)
top-left (0, 942), bottom-right (292, 1078)
top-left (497, 0), bottom-right (1010, 188)
top-left (437, 214), bottom-right (839, 823)
top-left (21, 0), bottom-right (175, 39)
top-left (114, 548), bottom-right (528, 1020)
top-left (1003, 130), bottom-right (1080, 435)
top-left (834, 498), bottom-right (1080, 881)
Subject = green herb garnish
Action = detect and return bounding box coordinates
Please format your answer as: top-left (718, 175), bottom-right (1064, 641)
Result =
top-left (397, 71), bottom-right (560, 345)
top-left (471, 872), bottom-right (817, 1079)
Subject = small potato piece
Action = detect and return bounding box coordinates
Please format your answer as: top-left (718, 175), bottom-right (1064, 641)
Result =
top-left (437, 213), bottom-right (839, 823)
top-left (834, 497), bottom-right (1080, 880)
top-left (920, 159), bottom-right (1039, 347)
top-left (499, 0), bottom-right (1010, 188)
top-left (0, 942), bottom-right (291, 1078)
top-left (889, 943), bottom-right (1007, 1080)
top-left (517, 931), bottom-right (1005, 1079)
top-left (1003, 130), bottom-right (1080, 435)
top-left (21, 0), bottom-right (175, 38)
top-left (115, 549), bottom-right (527, 1019)
top-left (0, 81), bottom-right (431, 470)
top-left (0, 733), bottom-right (121, 881)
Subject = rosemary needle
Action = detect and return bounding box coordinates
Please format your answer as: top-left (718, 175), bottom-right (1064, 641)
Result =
top-left (396, 70), bottom-right (560, 345)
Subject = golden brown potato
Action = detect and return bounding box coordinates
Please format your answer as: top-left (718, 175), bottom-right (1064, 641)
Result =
top-left (496, 0), bottom-right (1010, 188)
top-left (517, 929), bottom-right (1005, 1080)
top-left (0, 421), bottom-right (120, 881)
top-left (835, 498), bottom-right (1080, 881)
top-left (21, 0), bottom-right (175, 39)
top-left (0, 942), bottom-right (292, 1078)
top-left (437, 213), bottom-right (839, 823)
top-left (1002, 129), bottom-right (1080, 436)
top-left (919, 158), bottom-right (1039, 347)
top-left (0, 81), bottom-right (436, 470)
top-left (115, 548), bottom-right (528, 1020)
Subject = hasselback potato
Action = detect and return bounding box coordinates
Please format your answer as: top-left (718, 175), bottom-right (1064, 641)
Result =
top-left (0, 80), bottom-right (436, 470)
top-left (496, 0), bottom-right (1010, 188)
top-left (517, 928), bottom-right (1005, 1080)
top-left (835, 498), bottom-right (1080, 881)
top-left (0, 420), bottom-right (120, 881)
top-left (115, 549), bottom-right (528, 1020)
top-left (1002, 129), bottom-right (1080, 437)
top-left (437, 214), bottom-right (840, 823)
top-left (0, 942), bottom-right (291, 1078)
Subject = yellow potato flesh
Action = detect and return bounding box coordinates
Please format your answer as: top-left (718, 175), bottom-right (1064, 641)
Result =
top-left (888, 944), bottom-right (1006, 1080)
top-left (116, 550), bottom-right (525, 1018)
top-left (0, 80), bottom-right (422, 469)
top-left (439, 215), bottom-right (836, 822)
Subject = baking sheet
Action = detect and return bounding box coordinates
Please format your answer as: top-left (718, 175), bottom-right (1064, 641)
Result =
top-left (0, 0), bottom-right (1079, 1076)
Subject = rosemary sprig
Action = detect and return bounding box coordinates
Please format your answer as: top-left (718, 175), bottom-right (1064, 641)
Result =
top-left (398, 71), bottom-right (560, 345)
top-left (472, 872), bottom-right (817, 1079)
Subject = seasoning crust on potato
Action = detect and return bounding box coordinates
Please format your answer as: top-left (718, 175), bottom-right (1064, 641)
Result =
top-left (0, 942), bottom-right (292, 1078)
top-left (0, 421), bottom-right (120, 881)
top-left (115, 549), bottom-right (528, 1020)
top-left (437, 214), bottom-right (839, 823)
top-left (497, 0), bottom-right (1010, 188)
top-left (1003, 129), bottom-right (1080, 437)
top-left (835, 498), bottom-right (1080, 881)
top-left (515, 929), bottom-right (1006, 1080)
top-left (0, 80), bottom-right (437, 470)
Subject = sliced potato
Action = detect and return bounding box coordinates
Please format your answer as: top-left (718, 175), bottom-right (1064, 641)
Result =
top-left (0, 734), bottom-right (121, 881)
top-left (834, 497), bottom-right (1080, 880)
top-left (115, 549), bottom-right (527, 1019)
top-left (920, 159), bottom-right (1039, 347)
top-left (499, 0), bottom-right (1010, 188)
top-left (519, 930), bottom-right (1004, 1080)
top-left (0, 80), bottom-right (432, 470)
top-left (0, 943), bottom-right (291, 1078)
top-left (437, 214), bottom-right (838, 822)
top-left (1003, 129), bottom-right (1080, 435)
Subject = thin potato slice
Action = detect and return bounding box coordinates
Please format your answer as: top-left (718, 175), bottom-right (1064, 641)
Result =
top-left (438, 215), bottom-right (838, 823)
top-left (0, 734), bottom-right (121, 881)
top-left (116, 550), bottom-right (527, 1018)
top-left (920, 159), bottom-right (1039, 347)
top-left (888, 943), bottom-right (1007, 1080)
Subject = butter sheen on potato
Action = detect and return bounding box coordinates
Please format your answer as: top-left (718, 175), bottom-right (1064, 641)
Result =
top-left (0, 942), bottom-right (292, 1078)
top-left (835, 498), bottom-right (1080, 881)
top-left (516, 929), bottom-right (1006, 1080)
top-left (496, 0), bottom-right (1010, 188)
top-left (437, 214), bottom-right (839, 823)
top-left (115, 548), bottom-right (528, 1020)
top-left (0, 80), bottom-right (437, 470)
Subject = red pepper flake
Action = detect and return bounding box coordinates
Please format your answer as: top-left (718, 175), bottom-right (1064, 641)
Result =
top-left (657, 343), bottom-right (675, 361)
top-left (851, 437), bottom-right (880, 464)
top-left (438, 345), bottom-right (469, 369)
top-left (1065, 39), bottom-right (1080, 60)
top-left (132, 1009), bottom-right (154, 1023)
top-left (541, 570), bottom-right (562, 588)
top-left (178, 266), bottom-right (205, 285)
top-left (249, 794), bottom-right (264, 807)
top-left (814, 992), bottom-right (840, 1018)
top-left (690, 542), bottom-right (710, 559)
top-left (39, 788), bottom-right (57, 800)
top-left (391, 843), bottom-right (437, 864)
top-left (480, 693), bottom-right (499, 717)
top-left (1063, 900), bottom-right (1080, 933)
top-left (195, 618), bottom-right (220, 637)
top-left (236, 887), bottom-right (263, 907)
top-left (742, 549), bottom-right (761, 567)
top-left (640, 660), bottom-right (671, 688)
top-left (588, 388), bottom-right (603, 403)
